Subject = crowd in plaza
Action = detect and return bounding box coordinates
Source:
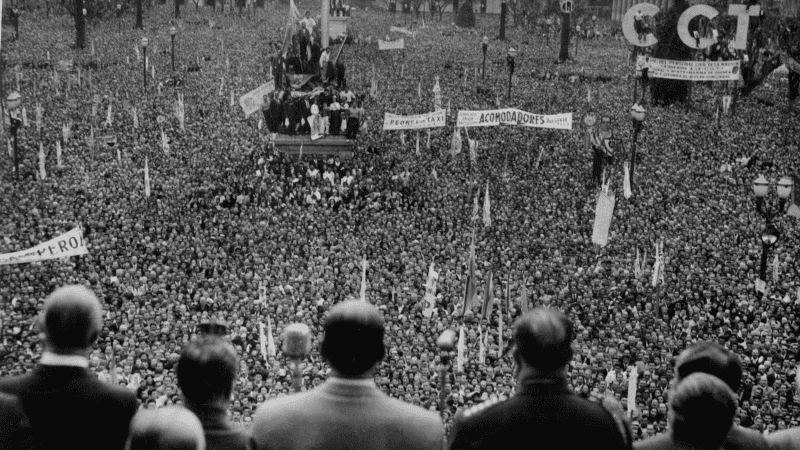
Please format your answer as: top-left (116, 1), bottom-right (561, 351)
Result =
top-left (0, 0), bottom-right (799, 442)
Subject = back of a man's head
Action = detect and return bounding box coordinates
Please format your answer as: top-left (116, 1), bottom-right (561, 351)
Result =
top-left (321, 300), bottom-right (385, 377)
top-left (669, 373), bottom-right (737, 450)
top-left (675, 341), bottom-right (743, 392)
top-left (512, 308), bottom-right (574, 374)
top-left (177, 336), bottom-right (238, 407)
top-left (41, 285), bottom-right (102, 354)
top-left (127, 406), bottom-right (206, 450)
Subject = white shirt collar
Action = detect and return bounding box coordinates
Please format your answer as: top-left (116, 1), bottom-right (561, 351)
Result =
top-left (40, 352), bottom-right (90, 368)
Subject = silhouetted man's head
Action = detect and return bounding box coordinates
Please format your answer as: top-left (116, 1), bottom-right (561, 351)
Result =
top-left (177, 336), bottom-right (238, 408)
top-left (40, 285), bottom-right (103, 355)
top-left (512, 308), bottom-right (574, 375)
top-left (674, 341), bottom-right (743, 392)
top-left (321, 301), bottom-right (385, 377)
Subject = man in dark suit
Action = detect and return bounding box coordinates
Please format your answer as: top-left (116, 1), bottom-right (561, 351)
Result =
top-left (0, 391), bottom-right (33, 450)
top-left (251, 300), bottom-right (444, 450)
top-left (177, 336), bottom-right (250, 450)
top-left (449, 308), bottom-right (630, 450)
top-left (0, 285), bottom-right (138, 450)
top-left (635, 341), bottom-right (768, 450)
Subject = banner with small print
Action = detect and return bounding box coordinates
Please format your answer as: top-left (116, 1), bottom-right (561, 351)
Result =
top-left (378, 39), bottom-right (405, 51)
top-left (456, 108), bottom-right (573, 130)
top-left (0, 227), bottom-right (88, 265)
top-left (635, 56), bottom-right (740, 81)
top-left (592, 185), bottom-right (615, 247)
top-left (239, 80), bottom-right (275, 117)
top-left (383, 110), bottom-right (446, 130)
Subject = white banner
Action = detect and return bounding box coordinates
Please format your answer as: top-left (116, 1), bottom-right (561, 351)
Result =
top-left (636, 56), bottom-right (740, 81)
top-left (383, 110), bottom-right (446, 130)
top-left (239, 80), bottom-right (276, 117)
top-left (592, 190), bottom-right (615, 247)
top-left (456, 109), bottom-right (573, 130)
top-left (378, 39), bottom-right (405, 51)
top-left (389, 26), bottom-right (414, 36)
top-left (0, 227), bottom-right (88, 265)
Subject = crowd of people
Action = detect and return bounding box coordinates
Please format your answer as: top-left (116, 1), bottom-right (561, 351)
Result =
top-left (0, 0), bottom-right (799, 445)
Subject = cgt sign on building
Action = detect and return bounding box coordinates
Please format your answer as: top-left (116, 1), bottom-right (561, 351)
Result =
top-left (622, 2), bottom-right (760, 50)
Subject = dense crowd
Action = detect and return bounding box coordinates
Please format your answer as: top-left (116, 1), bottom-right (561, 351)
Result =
top-left (1, 0), bottom-right (799, 440)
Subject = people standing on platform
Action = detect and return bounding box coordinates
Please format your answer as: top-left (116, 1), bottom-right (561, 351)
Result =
top-left (345, 101), bottom-right (364, 140)
top-left (329, 96), bottom-right (342, 136)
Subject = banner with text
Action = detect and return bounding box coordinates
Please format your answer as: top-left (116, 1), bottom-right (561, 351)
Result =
top-left (239, 80), bottom-right (276, 117)
top-left (0, 227), bottom-right (88, 265)
top-left (636, 56), bottom-right (740, 81)
top-left (383, 110), bottom-right (446, 130)
top-left (456, 109), bottom-right (573, 130)
top-left (378, 39), bottom-right (405, 51)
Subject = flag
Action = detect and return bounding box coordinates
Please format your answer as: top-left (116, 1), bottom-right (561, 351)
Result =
top-left (38, 142), bottom-right (46, 180)
top-left (469, 138), bottom-right (477, 163)
top-left (456, 326), bottom-right (466, 372)
top-left (230, 90), bottom-right (235, 107)
top-left (267, 316), bottom-right (277, 357)
top-left (505, 273), bottom-right (511, 320)
top-left (117, 145), bottom-right (121, 164)
top-left (418, 82), bottom-right (421, 98)
top-left (773, 254), bottom-right (779, 283)
top-left (35, 103), bottom-right (42, 132)
top-left (144, 156), bottom-right (151, 198)
top-left (535, 146), bottom-right (543, 169)
top-left (519, 277), bottom-right (529, 313)
top-left (109, 342), bottom-right (118, 386)
top-left (587, 87), bottom-right (593, 103)
top-left (478, 325), bottom-right (485, 365)
top-left (472, 194), bottom-right (480, 221)
top-left (299, 143), bottom-right (303, 160)
top-left (627, 367), bottom-right (638, 418)
top-left (132, 107), bottom-right (139, 129)
top-left (623, 160), bottom-right (632, 199)
top-left (426, 129), bottom-right (431, 149)
top-left (463, 232), bottom-right (477, 315)
top-left (451, 128), bottom-right (462, 156)
top-left (423, 262), bottom-right (439, 318)
top-left (498, 303), bottom-right (503, 355)
top-left (106, 103), bottom-right (113, 127)
top-left (22, 107), bottom-right (29, 127)
top-left (161, 131), bottom-right (170, 155)
top-left (481, 271), bottom-right (494, 320)
top-left (591, 179), bottom-right (615, 247)
top-left (483, 182), bottom-right (491, 227)
top-left (56, 141), bottom-right (63, 168)
top-left (360, 256), bottom-right (367, 302)
top-left (259, 322), bottom-right (268, 361)
top-left (634, 248), bottom-right (642, 280)
top-left (415, 131), bottom-right (420, 156)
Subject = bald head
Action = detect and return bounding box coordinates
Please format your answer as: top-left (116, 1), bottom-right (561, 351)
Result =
top-left (41, 285), bottom-right (103, 354)
top-left (321, 300), bottom-right (385, 377)
top-left (512, 308), bottom-right (574, 373)
top-left (127, 406), bottom-right (206, 450)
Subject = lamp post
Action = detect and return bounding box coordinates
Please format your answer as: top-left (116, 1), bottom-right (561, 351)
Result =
top-left (629, 103), bottom-right (645, 189)
top-left (141, 37), bottom-right (148, 91)
top-left (506, 47), bottom-right (516, 99)
top-left (436, 329), bottom-right (456, 420)
top-left (116, 4), bottom-right (122, 33)
top-left (481, 36), bottom-right (488, 80)
top-left (6, 91), bottom-right (22, 181)
top-left (169, 27), bottom-right (178, 72)
top-left (753, 175), bottom-right (793, 296)
top-left (574, 25), bottom-right (580, 57)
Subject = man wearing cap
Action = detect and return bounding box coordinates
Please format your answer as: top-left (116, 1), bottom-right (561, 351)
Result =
top-left (251, 300), bottom-right (444, 450)
top-left (449, 308), bottom-right (630, 450)
top-left (0, 285), bottom-right (138, 450)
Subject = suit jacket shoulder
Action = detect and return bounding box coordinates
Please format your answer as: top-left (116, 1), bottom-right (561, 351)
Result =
top-left (633, 433), bottom-right (671, 450)
top-left (766, 429), bottom-right (800, 450)
top-left (0, 392), bottom-right (34, 450)
top-left (725, 426), bottom-right (769, 450)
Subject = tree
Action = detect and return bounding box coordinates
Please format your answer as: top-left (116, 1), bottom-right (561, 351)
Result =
top-left (75, 0), bottom-right (86, 48)
top-left (456, 0), bottom-right (475, 27)
top-left (136, 0), bottom-right (143, 28)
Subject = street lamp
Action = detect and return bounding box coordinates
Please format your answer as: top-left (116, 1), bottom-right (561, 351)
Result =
top-left (141, 37), bottom-right (148, 90)
top-left (629, 103), bottom-right (646, 189)
top-left (754, 175), bottom-right (793, 221)
top-left (169, 27), bottom-right (178, 72)
top-left (436, 329), bottom-right (456, 420)
top-left (752, 175), bottom-right (793, 296)
top-left (758, 223), bottom-right (780, 291)
top-left (481, 36), bottom-right (488, 81)
top-left (506, 47), bottom-right (517, 99)
top-left (116, 4), bottom-right (122, 33)
top-left (6, 91), bottom-right (22, 181)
